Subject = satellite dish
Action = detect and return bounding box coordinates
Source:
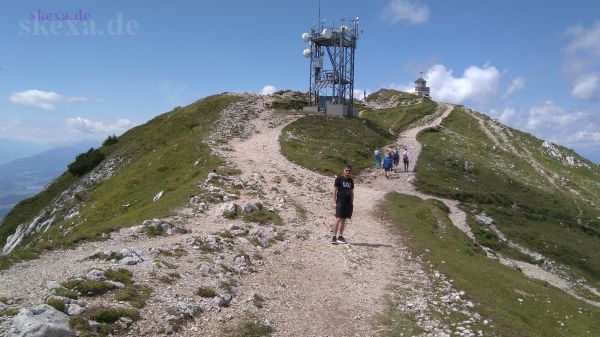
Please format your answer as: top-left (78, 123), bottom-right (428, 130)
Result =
top-left (303, 49), bottom-right (312, 58)
top-left (322, 28), bottom-right (332, 39)
top-left (301, 33), bottom-right (311, 42)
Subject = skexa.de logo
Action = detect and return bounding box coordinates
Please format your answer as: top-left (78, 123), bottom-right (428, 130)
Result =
top-left (18, 12), bottom-right (140, 37)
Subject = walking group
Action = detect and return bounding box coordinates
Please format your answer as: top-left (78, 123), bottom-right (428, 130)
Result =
top-left (374, 146), bottom-right (410, 178)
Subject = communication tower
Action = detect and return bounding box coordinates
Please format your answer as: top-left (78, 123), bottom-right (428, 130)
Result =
top-left (301, 17), bottom-right (360, 117)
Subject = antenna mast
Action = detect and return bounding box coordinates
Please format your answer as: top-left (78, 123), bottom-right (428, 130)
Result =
top-left (301, 11), bottom-right (360, 117)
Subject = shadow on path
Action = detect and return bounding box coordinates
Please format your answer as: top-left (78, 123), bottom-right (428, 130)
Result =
top-left (351, 242), bottom-right (394, 248)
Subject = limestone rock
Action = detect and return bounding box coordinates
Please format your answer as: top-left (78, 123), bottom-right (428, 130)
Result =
top-left (9, 304), bottom-right (74, 337)
top-left (66, 304), bottom-right (85, 316)
top-left (85, 269), bottom-right (106, 281)
top-left (242, 202), bottom-right (259, 214)
top-left (219, 203), bottom-right (238, 217)
top-left (152, 191), bottom-right (164, 201)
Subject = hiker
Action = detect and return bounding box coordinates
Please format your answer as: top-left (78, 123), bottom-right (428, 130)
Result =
top-left (331, 164), bottom-right (354, 244)
top-left (402, 147), bottom-right (410, 172)
top-left (374, 148), bottom-right (382, 169)
top-left (383, 151), bottom-right (394, 178)
top-left (393, 147), bottom-right (400, 169)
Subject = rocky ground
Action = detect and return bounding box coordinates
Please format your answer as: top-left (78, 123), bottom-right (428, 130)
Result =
top-left (2, 93), bottom-right (590, 337)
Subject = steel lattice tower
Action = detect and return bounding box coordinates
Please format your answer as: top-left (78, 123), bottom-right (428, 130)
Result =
top-left (302, 17), bottom-right (360, 117)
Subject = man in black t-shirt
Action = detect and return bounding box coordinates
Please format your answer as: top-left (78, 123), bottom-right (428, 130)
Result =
top-left (331, 164), bottom-right (354, 244)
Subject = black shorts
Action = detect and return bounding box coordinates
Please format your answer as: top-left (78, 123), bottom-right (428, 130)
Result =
top-left (336, 200), bottom-right (353, 219)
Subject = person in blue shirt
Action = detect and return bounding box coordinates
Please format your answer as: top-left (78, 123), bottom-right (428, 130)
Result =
top-left (383, 151), bottom-right (393, 179)
top-left (374, 148), bottom-right (382, 169)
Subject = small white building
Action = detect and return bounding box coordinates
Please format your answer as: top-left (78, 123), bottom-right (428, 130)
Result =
top-left (414, 72), bottom-right (430, 99)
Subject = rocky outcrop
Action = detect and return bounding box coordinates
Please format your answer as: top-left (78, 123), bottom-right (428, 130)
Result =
top-left (8, 304), bottom-right (74, 337)
top-left (2, 157), bottom-right (122, 256)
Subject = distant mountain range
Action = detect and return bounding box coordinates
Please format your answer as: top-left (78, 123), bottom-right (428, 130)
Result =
top-left (0, 142), bottom-right (96, 220)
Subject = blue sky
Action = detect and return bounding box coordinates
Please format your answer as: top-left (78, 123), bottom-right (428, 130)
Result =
top-left (1, 0), bottom-right (600, 163)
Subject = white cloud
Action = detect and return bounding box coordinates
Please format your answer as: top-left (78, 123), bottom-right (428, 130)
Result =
top-left (491, 107), bottom-right (517, 125)
top-left (381, 63), bottom-right (501, 103)
top-left (383, 0), bottom-right (429, 25)
top-left (8, 89), bottom-right (87, 110)
top-left (563, 21), bottom-right (600, 99)
top-left (353, 88), bottom-right (372, 101)
top-left (67, 117), bottom-right (136, 135)
top-left (564, 20), bottom-right (600, 57)
top-left (566, 130), bottom-right (600, 142)
top-left (424, 63), bottom-right (501, 103)
top-left (571, 74), bottom-right (599, 100)
top-left (260, 85), bottom-right (277, 95)
top-left (526, 101), bottom-right (588, 130)
top-left (506, 77), bottom-right (526, 96)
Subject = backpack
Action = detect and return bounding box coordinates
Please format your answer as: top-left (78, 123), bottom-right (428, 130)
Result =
top-left (403, 152), bottom-right (409, 162)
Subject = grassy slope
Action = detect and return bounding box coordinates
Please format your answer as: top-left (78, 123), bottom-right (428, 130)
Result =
top-left (381, 193), bottom-right (600, 337)
top-left (1, 94), bottom-right (239, 267)
top-left (361, 100), bottom-right (438, 135)
top-left (279, 116), bottom-right (395, 176)
top-left (365, 89), bottom-right (419, 104)
top-left (415, 107), bottom-right (600, 289)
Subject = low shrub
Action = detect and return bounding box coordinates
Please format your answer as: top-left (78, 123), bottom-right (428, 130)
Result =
top-left (196, 287), bottom-right (216, 298)
top-left (67, 148), bottom-right (105, 176)
top-left (87, 306), bottom-right (139, 324)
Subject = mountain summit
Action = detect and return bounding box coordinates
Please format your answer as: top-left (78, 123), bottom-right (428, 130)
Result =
top-left (0, 90), bottom-right (599, 336)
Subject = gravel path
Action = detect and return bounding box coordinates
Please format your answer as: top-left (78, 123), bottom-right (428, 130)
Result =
top-left (2, 97), bottom-right (595, 337)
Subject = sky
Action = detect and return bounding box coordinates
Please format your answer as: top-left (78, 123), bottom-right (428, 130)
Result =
top-left (1, 0), bottom-right (600, 163)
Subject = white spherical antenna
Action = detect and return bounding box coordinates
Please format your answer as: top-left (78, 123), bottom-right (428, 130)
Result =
top-left (303, 49), bottom-right (312, 58)
top-left (302, 33), bottom-right (311, 42)
top-left (322, 28), bottom-right (332, 39)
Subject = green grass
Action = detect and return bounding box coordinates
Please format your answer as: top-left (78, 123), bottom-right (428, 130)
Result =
top-left (269, 94), bottom-right (308, 111)
top-left (293, 202), bottom-right (308, 221)
top-left (415, 107), bottom-right (600, 289)
top-left (104, 268), bottom-right (133, 285)
top-left (115, 284), bottom-right (153, 308)
top-left (62, 279), bottom-right (115, 296)
top-left (228, 319), bottom-right (273, 337)
top-left (158, 246), bottom-right (188, 258)
top-left (242, 207), bottom-right (283, 226)
top-left (87, 251), bottom-right (124, 261)
top-left (70, 315), bottom-right (112, 337)
top-left (381, 193), bottom-right (600, 337)
top-left (0, 307), bottom-right (20, 317)
top-left (87, 306), bottom-right (140, 324)
top-left (365, 88), bottom-right (419, 104)
top-left (1, 94), bottom-right (239, 269)
top-left (280, 115), bottom-right (395, 176)
top-left (361, 99), bottom-right (438, 136)
top-left (197, 287), bottom-right (217, 298)
top-left (252, 293), bottom-right (265, 308)
top-left (219, 278), bottom-right (238, 292)
top-left (46, 297), bottom-right (66, 312)
top-left (139, 225), bottom-right (165, 237)
top-left (158, 272), bottom-right (181, 284)
top-left (53, 288), bottom-right (79, 300)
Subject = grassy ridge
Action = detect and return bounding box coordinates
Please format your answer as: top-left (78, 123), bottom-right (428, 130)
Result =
top-left (1, 94), bottom-right (239, 267)
top-left (279, 116), bottom-right (395, 176)
top-left (361, 100), bottom-right (438, 135)
top-left (415, 107), bottom-right (600, 289)
top-left (381, 193), bottom-right (600, 337)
